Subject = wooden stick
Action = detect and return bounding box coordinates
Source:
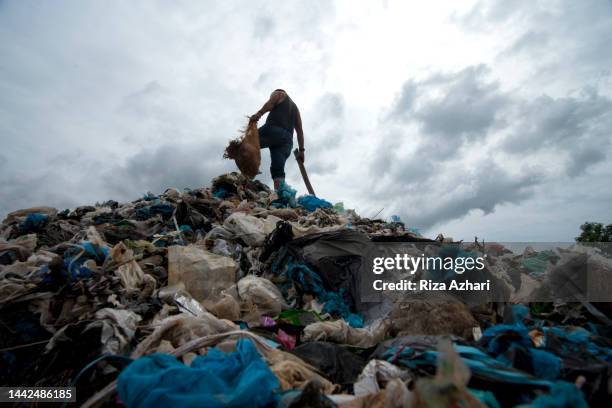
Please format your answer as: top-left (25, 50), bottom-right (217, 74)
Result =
top-left (293, 149), bottom-right (315, 196)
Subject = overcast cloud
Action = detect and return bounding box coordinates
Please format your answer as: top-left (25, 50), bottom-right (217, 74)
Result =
top-left (1, 0), bottom-right (611, 241)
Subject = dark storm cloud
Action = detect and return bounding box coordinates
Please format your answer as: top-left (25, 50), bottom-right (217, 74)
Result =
top-left (378, 65), bottom-right (510, 187)
top-left (457, 1), bottom-right (612, 83)
top-left (501, 89), bottom-right (612, 176)
top-left (103, 140), bottom-right (232, 199)
top-left (0, 142), bottom-right (231, 219)
top-left (403, 161), bottom-right (543, 229)
top-left (369, 62), bottom-right (611, 229)
top-left (0, 155), bottom-right (93, 216)
top-left (0, 173), bottom-right (78, 217)
top-left (370, 132), bottom-right (400, 176)
top-left (0, 146), bottom-right (111, 217)
top-left (502, 91), bottom-right (612, 152)
top-left (391, 65), bottom-right (508, 140)
top-left (566, 146), bottom-right (607, 178)
top-left (389, 80), bottom-right (418, 117)
top-left (505, 30), bottom-right (549, 55)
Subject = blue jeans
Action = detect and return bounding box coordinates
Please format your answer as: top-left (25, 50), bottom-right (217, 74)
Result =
top-left (258, 123), bottom-right (293, 180)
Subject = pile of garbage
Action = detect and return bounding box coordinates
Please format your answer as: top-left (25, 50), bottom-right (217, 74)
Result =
top-left (1, 172), bottom-right (611, 407)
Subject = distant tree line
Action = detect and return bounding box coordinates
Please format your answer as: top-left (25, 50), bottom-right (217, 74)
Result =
top-left (576, 222), bottom-right (612, 242)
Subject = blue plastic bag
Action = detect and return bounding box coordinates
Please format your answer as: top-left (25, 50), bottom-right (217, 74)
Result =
top-left (272, 181), bottom-right (297, 208)
top-left (117, 339), bottom-right (280, 408)
top-left (19, 213), bottom-right (48, 232)
top-left (517, 381), bottom-right (588, 408)
top-left (286, 263), bottom-right (363, 327)
top-left (213, 187), bottom-right (229, 199)
top-left (297, 195), bottom-right (333, 212)
top-left (135, 203), bottom-right (174, 220)
top-left (63, 241), bottom-right (109, 280)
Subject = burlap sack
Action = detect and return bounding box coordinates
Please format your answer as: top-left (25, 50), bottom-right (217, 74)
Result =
top-left (223, 121), bottom-right (261, 178)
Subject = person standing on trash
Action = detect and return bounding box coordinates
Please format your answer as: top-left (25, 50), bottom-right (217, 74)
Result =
top-left (249, 89), bottom-right (305, 190)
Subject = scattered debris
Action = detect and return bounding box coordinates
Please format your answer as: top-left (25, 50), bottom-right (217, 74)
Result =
top-left (1, 172), bottom-right (611, 407)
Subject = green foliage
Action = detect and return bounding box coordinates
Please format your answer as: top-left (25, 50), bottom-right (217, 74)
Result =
top-left (575, 222), bottom-right (612, 242)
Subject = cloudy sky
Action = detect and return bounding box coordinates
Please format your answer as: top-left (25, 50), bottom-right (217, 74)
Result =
top-left (1, 0), bottom-right (611, 241)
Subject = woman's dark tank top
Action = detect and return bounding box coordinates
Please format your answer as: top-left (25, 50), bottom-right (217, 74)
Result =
top-left (265, 94), bottom-right (297, 133)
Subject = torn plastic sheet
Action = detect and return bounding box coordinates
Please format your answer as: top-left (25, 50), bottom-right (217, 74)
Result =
top-left (158, 284), bottom-right (207, 317)
top-left (84, 308), bottom-right (142, 355)
top-left (353, 359), bottom-right (410, 397)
